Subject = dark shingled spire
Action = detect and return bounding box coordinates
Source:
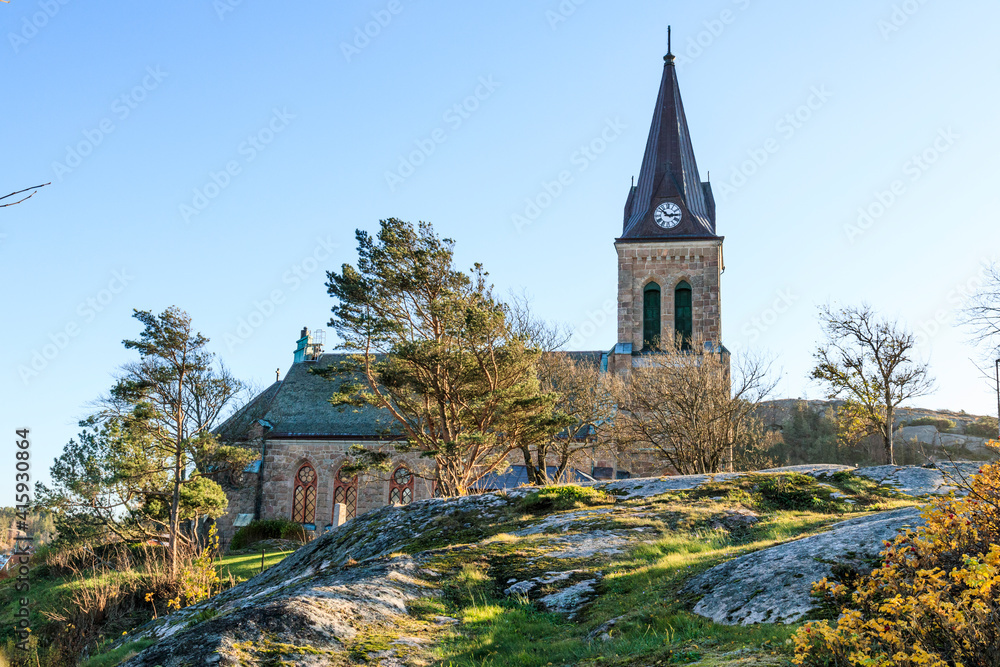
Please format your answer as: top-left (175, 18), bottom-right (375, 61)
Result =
top-left (621, 28), bottom-right (717, 240)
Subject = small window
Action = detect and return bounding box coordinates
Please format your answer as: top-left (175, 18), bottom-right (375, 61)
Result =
top-left (389, 466), bottom-right (414, 505)
top-left (643, 282), bottom-right (661, 350)
top-left (291, 463), bottom-right (317, 524)
top-left (333, 465), bottom-right (359, 521)
top-left (675, 281), bottom-right (693, 350)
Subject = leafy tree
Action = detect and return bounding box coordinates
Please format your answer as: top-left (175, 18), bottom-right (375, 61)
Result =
top-left (40, 307), bottom-right (248, 575)
top-left (324, 219), bottom-right (563, 496)
top-left (775, 403), bottom-right (842, 465)
top-left (811, 304), bottom-right (934, 465)
top-left (611, 343), bottom-right (776, 475)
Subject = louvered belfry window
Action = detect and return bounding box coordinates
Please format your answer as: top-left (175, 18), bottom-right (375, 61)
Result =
top-left (333, 465), bottom-right (359, 520)
top-left (291, 463), bottom-right (317, 524)
top-left (389, 466), bottom-right (414, 505)
top-left (675, 281), bottom-right (693, 350)
top-left (643, 282), bottom-right (661, 350)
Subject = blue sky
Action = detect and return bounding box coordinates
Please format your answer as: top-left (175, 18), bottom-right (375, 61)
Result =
top-left (3, 1), bottom-right (999, 505)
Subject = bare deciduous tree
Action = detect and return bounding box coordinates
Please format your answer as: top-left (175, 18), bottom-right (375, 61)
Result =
top-left (612, 344), bottom-right (777, 474)
top-left (515, 353), bottom-right (616, 485)
top-left (811, 304), bottom-right (934, 465)
top-left (0, 182), bottom-right (49, 208)
top-left (961, 262), bottom-right (1000, 360)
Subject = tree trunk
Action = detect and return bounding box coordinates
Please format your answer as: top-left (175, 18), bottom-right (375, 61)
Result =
top-left (169, 448), bottom-right (181, 578)
top-left (884, 406), bottom-right (895, 465)
top-left (519, 445), bottom-right (543, 486)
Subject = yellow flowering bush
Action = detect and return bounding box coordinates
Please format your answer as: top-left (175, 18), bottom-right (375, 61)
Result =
top-left (793, 461), bottom-right (1000, 667)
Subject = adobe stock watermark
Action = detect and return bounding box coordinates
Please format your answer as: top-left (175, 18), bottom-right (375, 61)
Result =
top-left (51, 67), bottom-right (168, 181)
top-left (179, 107), bottom-right (295, 223)
top-left (739, 288), bottom-right (798, 344)
top-left (340, 0), bottom-right (408, 62)
top-left (213, 0), bottom-right (245, 21)
top-left (384, 76), bottom-right (501, 192)
top-left (674, 0), bottom-right (753, 69)
top-left (8, 0), bottom-right (71, 54)
top-left (511, 117), bottom-right (627, 233)
top-left (17, 269), bottom-right (134, 385)
top-left (914, 258), bottom-right (994, 347)
top-left (568, 298), bottom-right (616, 349)
top-left (224, 236), bottom-right (338, 351)
top-left (545, 0), bottom-right (586, 30)
top-left (843, 127), bottom-right (958, 244)
top-left (878, 0), bottom-right (931, 40)
top-left (716, 85), bottom-right (832, 202)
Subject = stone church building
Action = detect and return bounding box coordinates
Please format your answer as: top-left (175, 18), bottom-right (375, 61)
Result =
top-left (215, 40), bottom-right (726, 543)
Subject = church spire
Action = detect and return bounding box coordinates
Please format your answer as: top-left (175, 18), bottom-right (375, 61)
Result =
top-left (621, 28), bottom-right (717, 239)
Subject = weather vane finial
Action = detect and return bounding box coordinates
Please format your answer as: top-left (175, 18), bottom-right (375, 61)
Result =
top-left (664, 25), bottom-right (676, 64)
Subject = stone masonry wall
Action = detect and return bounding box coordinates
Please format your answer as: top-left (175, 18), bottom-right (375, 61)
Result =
top-left (260, 440), bottom-right (431, 532)
top-left (216, 472), bottom-right (258, 546)
top-left (616, 239), bottom-right (723, 350)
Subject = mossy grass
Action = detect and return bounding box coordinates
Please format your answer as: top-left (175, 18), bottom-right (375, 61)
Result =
top-left (424, 498), bottom-right (906, 667)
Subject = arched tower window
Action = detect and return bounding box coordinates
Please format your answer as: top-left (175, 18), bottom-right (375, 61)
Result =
top-left (642, 282), bottom-right (661, 350)
top-left (332, 465), bottom-right (359, 521)
top-left (291, 463), bottom-right (317, 524)
top-left (675, 281), bottom-right (693, 350)
top-left (389, 466), bottom-right (414, 505)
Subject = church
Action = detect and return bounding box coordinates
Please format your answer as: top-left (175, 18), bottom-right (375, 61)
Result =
top-left (214, 37), bottom-right (726, 543)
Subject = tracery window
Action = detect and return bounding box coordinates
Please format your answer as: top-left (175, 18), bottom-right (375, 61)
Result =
top-left (291, 463), bottom-right (317, 524)
top-left (332, 465), bottom-right (359, 520)
top-left (389, 466), bottom-right (414, 505)
top-left (642, 282), bottom-right (661, 350)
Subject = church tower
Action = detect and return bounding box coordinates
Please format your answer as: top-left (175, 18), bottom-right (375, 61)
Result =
top-left (613, 32), bottom-right (723, 366)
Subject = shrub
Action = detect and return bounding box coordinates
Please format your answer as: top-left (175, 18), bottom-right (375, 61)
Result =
top-left (518, 485), bottom-right (613, 513)
top-left (230, 519), bottom-right (307, 551)
top-left (906, 416), bottom-right (957, 431)
top-left (965, 415), bottom-right (998, 439)
top-left (793, 463), bottom-right (1000, 666)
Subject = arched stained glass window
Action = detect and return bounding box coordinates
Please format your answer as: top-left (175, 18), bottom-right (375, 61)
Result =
top-left (333, 465), bottom-right (359, 521)
top-left (389, 466), bottom-right (414, 505)
top-left (675, 281), bottom-right (693, 350)
top-left (291, 463), bottom-right (317, 524)
top-left (642, 282), bottom-right (661, 350)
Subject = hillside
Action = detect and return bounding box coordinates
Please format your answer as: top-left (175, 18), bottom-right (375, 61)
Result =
top-left (97, 462), bottom-right (983, 667)
top-left (759, 399), bottom-right (994, 432)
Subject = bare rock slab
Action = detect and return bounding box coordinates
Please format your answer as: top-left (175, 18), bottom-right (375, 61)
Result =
top-left (683, 507), bottom-right (923, 625)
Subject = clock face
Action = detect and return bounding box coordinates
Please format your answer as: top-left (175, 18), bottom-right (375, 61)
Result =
top-left (654, 202), bottom-right (682, 229)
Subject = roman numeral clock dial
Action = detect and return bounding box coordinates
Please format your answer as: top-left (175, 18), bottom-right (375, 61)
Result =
top-left (654, 202), bottom-right (682, 229)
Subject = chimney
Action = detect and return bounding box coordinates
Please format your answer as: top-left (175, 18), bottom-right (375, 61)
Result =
top-left (293, 327), bottom-right (326, 363)
top-left (293, 327), bottom-right (310, 363)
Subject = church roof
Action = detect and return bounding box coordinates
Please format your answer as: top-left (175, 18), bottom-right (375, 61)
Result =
top-left (216, 354), bottom-right (401, 441)
top-left (217, 351), bottom-right (608, 441)
top-left (621, 40), bottom-right (718, 241)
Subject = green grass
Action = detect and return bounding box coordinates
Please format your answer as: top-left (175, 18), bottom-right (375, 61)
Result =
top-left (215, 548), bottom-right (296, 582)
top-left (80, 638), bottom-right (157, 667)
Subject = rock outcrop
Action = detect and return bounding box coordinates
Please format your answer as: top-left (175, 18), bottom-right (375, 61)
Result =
top-left (113, 463), bottom-right (985, 665)
top-left (683, 507), bottom-right (924, 625)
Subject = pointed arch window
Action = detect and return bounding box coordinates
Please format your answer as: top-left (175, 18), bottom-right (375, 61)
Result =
top-left (675, 281), bottom-right (693, 350)
top-left (642, 282), bottom-right (661, 350)
top-left (291, 463), bottom-right (317, 524)
top-left (389, 466), bottom-right (414, 505)
top-left (332, 465), bottom-right (359, 521)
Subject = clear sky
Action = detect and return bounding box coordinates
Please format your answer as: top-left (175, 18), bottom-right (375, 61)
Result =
top-left (3, 1), bottom-right (999, 506)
